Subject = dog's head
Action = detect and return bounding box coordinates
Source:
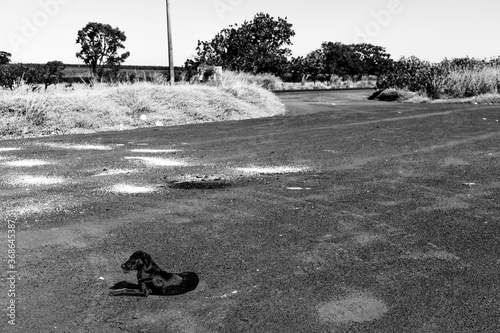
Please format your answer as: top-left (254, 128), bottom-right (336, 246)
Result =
top-left (121, 251), bottom-right (153, 273)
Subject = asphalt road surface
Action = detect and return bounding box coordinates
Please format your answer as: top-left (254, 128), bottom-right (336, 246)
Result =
top-left (1, 89), bottom-right (499, 332)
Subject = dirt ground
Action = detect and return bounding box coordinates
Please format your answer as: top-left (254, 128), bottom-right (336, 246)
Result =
top-left (1, 89), bottom-right (499, 332)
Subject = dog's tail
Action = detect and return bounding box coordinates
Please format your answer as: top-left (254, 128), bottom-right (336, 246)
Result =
top-left (109, 281), bottom-right (140, 290)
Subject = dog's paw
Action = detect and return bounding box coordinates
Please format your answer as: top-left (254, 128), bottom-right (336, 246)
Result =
top-left (109, 281), bottom-right (134, 289)
top-left (109, 289), bottom-right (124, 296)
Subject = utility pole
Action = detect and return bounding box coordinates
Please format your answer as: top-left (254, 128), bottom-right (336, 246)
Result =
top-left (166, 0), bottom-right (174, 85)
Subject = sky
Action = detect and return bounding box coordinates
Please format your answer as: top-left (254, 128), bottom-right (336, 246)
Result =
top-left (1, 0), bottom-right (499, 66)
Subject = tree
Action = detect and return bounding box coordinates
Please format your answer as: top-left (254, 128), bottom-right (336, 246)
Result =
top-left (43, 61), bottom-right (65, 89)
top-left (321, 42), bottom-right (360, 78)
top-left (0, 63), bottom-right (43, 90)
top-left (319, 42), bottom-right (393, 79)
top-left (0, 61), bottom-right (65, 90)
top-left (75, 22), bottom-right (130, 80)
top-left (351, 43), bottom-right (392, 76)
top-left (0, 51), bottom-right (11, 65)
top-left (189, 13), bottom-right (295, 76)
top-left (303, 49), bottom-right (327, 82)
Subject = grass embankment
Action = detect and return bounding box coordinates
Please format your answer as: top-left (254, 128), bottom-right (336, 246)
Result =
top-left (0, 72), bottom-right (286, 139)
top-left (373, 65), bottom-right (500, 103)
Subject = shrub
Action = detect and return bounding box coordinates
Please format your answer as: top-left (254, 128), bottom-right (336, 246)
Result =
top-left (377, 56), bottom-right (500, 100)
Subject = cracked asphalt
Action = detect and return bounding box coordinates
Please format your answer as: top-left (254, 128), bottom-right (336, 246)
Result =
top-left (1, 89), bottom-right (499, 333)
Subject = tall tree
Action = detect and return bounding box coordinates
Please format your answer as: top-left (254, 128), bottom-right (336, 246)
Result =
top-left (321, 42), bottom-right (359, 78)
top-left (75, 22), bottom-right (130, 80)
top-left (190, 13), bottom-right (295, 76)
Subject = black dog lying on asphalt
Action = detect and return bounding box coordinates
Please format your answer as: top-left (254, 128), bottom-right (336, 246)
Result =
top-left (109, 250), bottom-right (199, 297)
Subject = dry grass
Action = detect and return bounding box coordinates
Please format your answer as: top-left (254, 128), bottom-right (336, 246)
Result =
top-left (281, 75), bottom-right (376, 91)
top-left (443, 66), bottom-right (500, 98)
top-left (371, 88), bottom-right (500, 104)
top-left (0, 73), bottom-right (286, 139)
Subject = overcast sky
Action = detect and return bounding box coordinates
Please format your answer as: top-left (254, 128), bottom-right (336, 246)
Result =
top-left (1, 0), bottom-right (499, 66)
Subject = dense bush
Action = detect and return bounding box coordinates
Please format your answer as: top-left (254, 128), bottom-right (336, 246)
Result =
top-left (377, 56), bottom-right (500, 99)
top-left (0, 62), bottom-right (65, 90)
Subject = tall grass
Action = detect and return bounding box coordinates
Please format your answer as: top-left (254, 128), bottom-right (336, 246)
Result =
top-left (207, 71), bottom-right (285, 91)
top-left (443, 66), bottom-right (500, 98)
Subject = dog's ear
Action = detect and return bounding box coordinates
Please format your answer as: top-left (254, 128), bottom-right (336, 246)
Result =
top-left (142, 252), bottom-right (153, 268)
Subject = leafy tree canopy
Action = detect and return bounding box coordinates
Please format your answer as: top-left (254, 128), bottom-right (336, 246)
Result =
top-left (321, 42), bottom-right (392, 78)
top-left (0, 51), bottom-right (12, 65)
top-left (190, 13), bottom-right (295, 76)
top-left (76, 22), bottom-right (130, 80)
top-left (284, 42), bottom-right (393, 83)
